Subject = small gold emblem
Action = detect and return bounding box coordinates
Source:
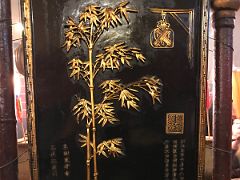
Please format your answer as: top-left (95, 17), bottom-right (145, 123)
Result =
top-left (150, 12), bottom-right (174, 49)
top-left (166, 113), bottom-right (184, 134)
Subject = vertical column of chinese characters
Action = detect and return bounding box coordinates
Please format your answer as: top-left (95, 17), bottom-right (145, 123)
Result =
top-left (179, 139), bottom-right (185, 180)
top-left (172, 140), bottom-right (178, 180)
top-left (164, 140), bottom-right (170, 180)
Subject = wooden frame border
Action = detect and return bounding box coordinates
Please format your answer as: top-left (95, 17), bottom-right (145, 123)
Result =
top-left (22, 0), bottom-right (39, 179)
top-left (198, 0), bottom-right (209, 179)
top-left (22, 0), bottom-right (209, 179)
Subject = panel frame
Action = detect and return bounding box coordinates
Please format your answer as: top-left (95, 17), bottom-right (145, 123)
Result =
top-left (21, 0), bottom-right (209, 179)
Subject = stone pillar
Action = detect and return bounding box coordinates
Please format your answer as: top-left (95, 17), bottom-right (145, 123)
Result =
top-left (212, 0), bottom-right (240, 180)
top-left (0, 0), bottom-right (18, 179)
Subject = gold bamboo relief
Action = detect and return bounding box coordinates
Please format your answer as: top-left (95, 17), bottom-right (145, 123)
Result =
top-left (62, 2), bottom-right (162, 180)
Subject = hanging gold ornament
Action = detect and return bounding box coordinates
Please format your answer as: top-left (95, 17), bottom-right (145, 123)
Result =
top-left (150, 12), bottom-right (174, 48)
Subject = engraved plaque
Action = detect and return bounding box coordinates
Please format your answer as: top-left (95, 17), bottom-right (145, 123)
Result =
top-left (166, 113), bottom-right (185, 134)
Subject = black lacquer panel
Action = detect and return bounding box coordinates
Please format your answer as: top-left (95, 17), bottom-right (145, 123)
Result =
top-left (28, 0), bottom-right (206, 179)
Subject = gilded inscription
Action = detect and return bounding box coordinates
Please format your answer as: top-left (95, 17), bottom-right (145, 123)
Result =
top-left (166, 113), bottom-right (184, 134)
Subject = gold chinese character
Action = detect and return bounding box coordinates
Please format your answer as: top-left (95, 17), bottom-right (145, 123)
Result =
top-left (166, 113), bottom-right (184, 134)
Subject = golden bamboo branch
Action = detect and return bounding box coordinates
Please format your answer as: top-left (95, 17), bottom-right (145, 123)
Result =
top-left (62, 2), bottom-right (163, 180)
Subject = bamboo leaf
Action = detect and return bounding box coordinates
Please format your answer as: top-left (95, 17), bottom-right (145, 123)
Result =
top-left (72, 98), bottom-right (92, 123)
top-left (66, 17), bottom-right (76, 26)
top-left (84, 4), bottom-right (101, 15)
top-left (77, 22), bottom-right (90, 34)
top-left (95, 103), bottom-right (119, 127)
top-left (79, 12), bottom-right (90, 22)
top-left (119, 89), bottom-right (139, 110)
top-left (115, 1), bottom-right (138, 24)
top-left (62, 18), bottom-right (84, 52)
top-left (131, 76), bottom-right (163, 104)
top-left (89, 13), bottom-right (100, 27)
top-left (100, 80), bottom-right (122, 94)
top-left (78, 134), bottom-right (87, 148)
top-left (96, 42), bottom-right (147, 71)
top-left (97, 138), bottom-right (125, 158)
top-left (68, 58), bottom-right (82, 80)
top-left (135, 53), bottom-right (146, 62)
top-left (100, 8), bottom-right (119, 30)
top-left (78, 134), bottom-right (93, 148)
top-left (67, 58), bottom-right (90, 82)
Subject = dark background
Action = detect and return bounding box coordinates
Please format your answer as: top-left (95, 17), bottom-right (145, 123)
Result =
top-left (30, 0), bottom-right (203, 179)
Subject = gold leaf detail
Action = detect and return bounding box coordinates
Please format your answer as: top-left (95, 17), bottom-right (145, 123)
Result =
top-left (77, 21), bottom-right (90, 34)
top-left (96, 42), bottom-right (146, 71)
top-left (132, 76), bottom-right (162, 104)
top-left (100, 7), bottom-right (122, 30)
top-left (119, 89), bottom-right (139, 110)
top-left (115, 1), bottom-right (138, 24)
top-left (95, 103), bottom-right (119, 127)
top-left (68, 58), bottom-right (82, 80)
top-left (100, 80), bottom-right (122, 95)
top-left (97, 138), bottom-right (125, 158)
top-left (84, 5), bottom-right (101, 15)
top-left (72, 98), bottom-right (92, 123)
top-left (63, 2), bottom-right (138, 51)
top-left (79, 12), bottom-right (89, 22)
top-left (62, 18), bottom-right (89, 52)
top-left (78, 134), bottom-right (93, 148)
top-left (68, 58), bottom-right (90, 82)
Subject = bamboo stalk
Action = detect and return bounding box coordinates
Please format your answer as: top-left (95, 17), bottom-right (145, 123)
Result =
top-left (89, 45), bottom-right (98, 180)
top-left (86, 124), bottom-right (91, 180)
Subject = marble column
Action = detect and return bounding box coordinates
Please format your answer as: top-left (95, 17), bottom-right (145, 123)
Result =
top-left (0, 0), bottom-right (18, 179)
top-left (212, 0), bottom-right (240, 179)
